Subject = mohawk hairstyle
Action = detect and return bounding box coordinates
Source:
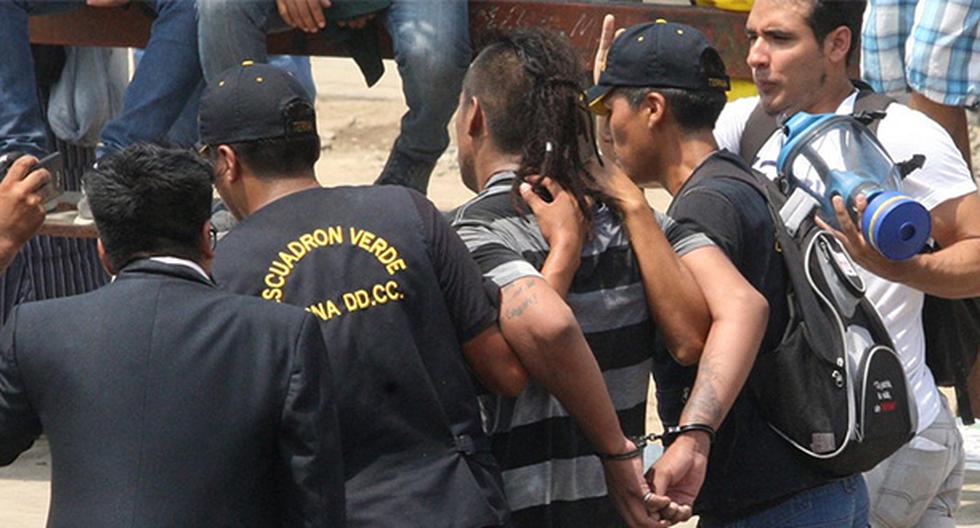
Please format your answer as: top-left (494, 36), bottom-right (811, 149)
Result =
top-left (464, 28), bottom-right (614, 228)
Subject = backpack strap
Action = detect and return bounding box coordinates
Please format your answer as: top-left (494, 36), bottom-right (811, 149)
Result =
top-left (684, 151), bottom-right (841, 345)
top-left (738, 80), bottom-right (896, 163)
top-left (738, 104), bottom-right (779, 165)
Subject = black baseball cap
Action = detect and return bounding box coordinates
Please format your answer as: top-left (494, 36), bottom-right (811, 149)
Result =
top-left (198, 61), bottom-right (317, 149)
top-left (586, 20), bottom-right (731, 115)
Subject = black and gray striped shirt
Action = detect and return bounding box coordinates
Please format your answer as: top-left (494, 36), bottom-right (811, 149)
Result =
top-left (450, 171), bottom-right (712, 527)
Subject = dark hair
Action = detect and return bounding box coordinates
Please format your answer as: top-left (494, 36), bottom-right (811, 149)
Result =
top-left (621, 87), bottom-right (727, 133)
top-left (85, 143), bottom-right (214, 269)
top-left (464, 28), bottom-right (610, 226)
top-left (803, 0), bottom-right (866, 65)
top-left (229, 134), bottom-right (321, 177)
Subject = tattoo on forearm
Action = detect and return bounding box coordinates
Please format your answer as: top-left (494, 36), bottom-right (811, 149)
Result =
top-left (682, 361), bottom-right (723, 428)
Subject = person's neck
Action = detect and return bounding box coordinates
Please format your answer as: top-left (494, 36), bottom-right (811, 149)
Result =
top-left (658, 130), bottom-right (719, 196)
top-left (474, 145), bottom-right (522, 192)
top-left (804, 73), bottom-right (855, 114)
top-left (245, 170), bottom-right (320, 216)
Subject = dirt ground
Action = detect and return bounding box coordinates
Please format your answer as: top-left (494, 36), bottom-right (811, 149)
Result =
top-left (1, 57), bottom-right (978, 526)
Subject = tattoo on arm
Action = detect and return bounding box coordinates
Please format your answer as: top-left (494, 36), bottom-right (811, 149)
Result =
top-left (502, 278), bottom-right (539, 321)
top-left (682, 361), bottom-right (723, 429)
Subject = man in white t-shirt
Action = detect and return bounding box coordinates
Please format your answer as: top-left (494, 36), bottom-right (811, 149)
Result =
top-left (713, 0), bottom-right (980, 526)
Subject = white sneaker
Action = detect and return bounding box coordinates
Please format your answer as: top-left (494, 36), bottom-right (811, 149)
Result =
top-left (73, 188), bottom-right (94, 226)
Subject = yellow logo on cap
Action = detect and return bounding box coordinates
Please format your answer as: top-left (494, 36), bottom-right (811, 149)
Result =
top-left (242, 60), bottom-right (255, 66)
top-left (655, 18), bottom-right (667, 24)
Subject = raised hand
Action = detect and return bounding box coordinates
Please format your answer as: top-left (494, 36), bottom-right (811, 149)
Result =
top-left (519, 176), bottom-right (588, 297)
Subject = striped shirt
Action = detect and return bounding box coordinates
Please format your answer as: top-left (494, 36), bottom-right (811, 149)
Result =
top-left (450, 172), bottom-right (712, 527)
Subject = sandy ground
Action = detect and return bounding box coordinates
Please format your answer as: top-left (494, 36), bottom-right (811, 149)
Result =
top-left (1, 56), bottom-right (978, 526)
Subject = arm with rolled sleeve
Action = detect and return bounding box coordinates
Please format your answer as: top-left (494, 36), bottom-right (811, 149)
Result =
top-left (278, 314), bottom-right (345, 527)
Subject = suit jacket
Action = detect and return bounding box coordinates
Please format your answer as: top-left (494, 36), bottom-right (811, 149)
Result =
top-left (0, 259), bottom-right (345, 527)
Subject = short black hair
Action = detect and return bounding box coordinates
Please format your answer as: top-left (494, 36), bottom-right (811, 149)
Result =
top-left (85, 143), bottom-right (214, 269)
top-left (802, 0), bottom-right (866, 66)
top-left (228, 134), bottom-right (321, 177)
top-left (620, 87), bottom-right (727, 133)
top-left (617, 46), bottom-right (728, 133)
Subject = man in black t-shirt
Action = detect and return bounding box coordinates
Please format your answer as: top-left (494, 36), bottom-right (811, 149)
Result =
top-left (570, 19), bottom-right (869, 526)
top-left (198, 62), bottom-right (665, 527)
top-left (199, 63), bottom-right (525, 528)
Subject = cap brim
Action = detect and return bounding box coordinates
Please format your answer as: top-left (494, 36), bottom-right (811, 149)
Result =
top-left (585, 84), bottom-right (614, 115)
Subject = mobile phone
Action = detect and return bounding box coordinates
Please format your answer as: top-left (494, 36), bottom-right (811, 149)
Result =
top-left (32, 152), bottom-right (64, 212)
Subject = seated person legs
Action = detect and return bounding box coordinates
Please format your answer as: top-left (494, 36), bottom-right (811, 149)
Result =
top-left (373, 0), bottom-right (470, 193)
top-left (0, 0), bottom-right (81, 157)
top-left (96, 0), bottom-right (203, 157)
top-left (197, 0), bottom-right (469, 194)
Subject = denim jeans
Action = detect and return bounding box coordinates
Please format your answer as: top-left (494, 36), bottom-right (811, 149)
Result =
top-left (197, 0), bottom-right (470, 193)
top-left (0, 0), bottom-right (201, 158)
top-left (699, 474), bottom-right (870, 528)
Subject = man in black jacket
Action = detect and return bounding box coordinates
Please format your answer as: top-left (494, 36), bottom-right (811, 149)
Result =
top-left (0, 144), bottom-right (345, 527)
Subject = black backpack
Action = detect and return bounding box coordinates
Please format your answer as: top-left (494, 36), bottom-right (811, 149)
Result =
top-left (688, 150), bottom-right (916, 476)
top-left (740, 84), bottom-right (980, 425)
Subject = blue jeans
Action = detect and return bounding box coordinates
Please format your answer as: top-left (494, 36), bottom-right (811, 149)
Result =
top-left (197, 0), bottom-right (470, 193)
top-left (700, 474), bottom-right (870, 528)
top-left (0, 0), bottom-right (201, 158)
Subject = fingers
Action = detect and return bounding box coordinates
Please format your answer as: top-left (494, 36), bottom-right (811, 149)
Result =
top-left (853, 194), bottom-right (869, 217)
top-left (649, 463), bottom-right (668, 496)
top-left (1, 155), bottom-right (39, 187)
top-left (643, 491), bottom-right (670, 512)
top-left (674, 504), bottom-right (693, 522)
top-left (19, 168), bottom-right (52, 195)
top-left (278, 0), bottom-right (323, 32)
top-left (296, 0), bottom-right (325, 31)
top-left (537, 176), bottom-right (563, 199)
top-left (832, 195), bottom-right (857, 233)
top-left (519, 182), bottom-right (546, 213)
top-left (593, 14), bottom-right (616, 83)
top-left (277, 0), bottom-right (298, 29)
top-left (813, 214), bottom-right (836, 235)
top-left (24, 192), bottom-right (44, 210)
top-left (305, 0), bottom-right (326, 29)
top-left (319, 0), bottom-right (332, 7)
top-left (655, 501), bottom-right (693, 524)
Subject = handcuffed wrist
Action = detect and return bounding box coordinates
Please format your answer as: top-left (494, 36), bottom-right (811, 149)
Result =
top-left (664, 423), bottom-right (716, 444)
top-left (595, 445), bottom-right (643, 461)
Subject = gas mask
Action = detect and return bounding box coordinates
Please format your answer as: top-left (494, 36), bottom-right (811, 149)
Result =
top-left (777, 112), bottom-right (929, 260)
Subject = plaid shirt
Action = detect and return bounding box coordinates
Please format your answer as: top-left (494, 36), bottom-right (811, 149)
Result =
top-left (862, 0), bottom-right (979, 107)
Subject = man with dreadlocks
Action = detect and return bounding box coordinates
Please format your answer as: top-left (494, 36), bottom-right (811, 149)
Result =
top-left (450, 28), bottom-right (768, 527)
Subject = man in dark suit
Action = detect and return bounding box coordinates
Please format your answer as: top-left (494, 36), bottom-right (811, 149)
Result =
top-left (0, 143), bottom-right (345, 527)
